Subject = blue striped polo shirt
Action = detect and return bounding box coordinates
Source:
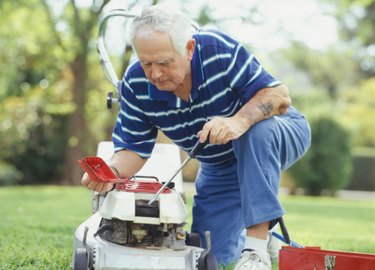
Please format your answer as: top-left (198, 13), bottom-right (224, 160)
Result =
top-left (112, 29), bottom-right (280, 164)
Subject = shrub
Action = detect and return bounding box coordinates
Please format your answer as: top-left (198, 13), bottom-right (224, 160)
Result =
top-left (0, 161), bottom-right (22, 186)
top-left (288, 116), bottom-right (352, 195)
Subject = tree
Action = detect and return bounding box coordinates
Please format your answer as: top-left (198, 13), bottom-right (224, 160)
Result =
top-left (278, 0), bottom-right (375, 101)
top-left (322, 0), bottom-right (375, 78)
top-left (338, 77), bottom-right (375, 147)
top-left (281, 42), bottom-right (360, 99)
top-left (1, 0), bottom-right (162, 185)
top-left (0, 1), bottom-right (73, 184)
top-left (0, 0), bottom-right (115, 184)
top-left (40, 0), bottom-right (112, 184)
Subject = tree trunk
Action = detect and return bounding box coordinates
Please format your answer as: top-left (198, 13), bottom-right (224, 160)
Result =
top-left (64, 54), bottom-right (88, 184)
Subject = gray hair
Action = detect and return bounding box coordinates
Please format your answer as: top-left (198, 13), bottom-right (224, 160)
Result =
top-left (129, 4), bottom-right (194, 55)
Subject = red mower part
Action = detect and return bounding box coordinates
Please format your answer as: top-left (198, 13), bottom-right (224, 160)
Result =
top-left (79, 156), bottom-right (171, 194)
top-left (79, 156), bottom-right (128, 183)
top-left (279, 246), bottom-right (375, 270)
top-left (115, 179), bottom-right (171, 194)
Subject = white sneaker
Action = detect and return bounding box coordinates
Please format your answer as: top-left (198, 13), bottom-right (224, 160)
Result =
top-left (234, 249), bottom-right (271, 270)
top-left (267, 231), bottom-right (281, 262)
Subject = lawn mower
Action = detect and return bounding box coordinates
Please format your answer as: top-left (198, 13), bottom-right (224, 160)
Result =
top-left (71, 140), bottom-right (217, 270)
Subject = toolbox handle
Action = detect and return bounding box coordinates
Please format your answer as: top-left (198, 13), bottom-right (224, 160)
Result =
top-left (274, 217), bottom-right (304, 248)
top-left (271, 231), bottom-right (304, 248)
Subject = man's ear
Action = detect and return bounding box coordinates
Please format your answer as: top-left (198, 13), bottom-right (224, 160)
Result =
top-left (186, 38), bottom-right (196, 61)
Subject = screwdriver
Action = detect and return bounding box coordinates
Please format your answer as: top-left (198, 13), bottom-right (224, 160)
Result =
top-left (148, 139), bottom-right (208, 205)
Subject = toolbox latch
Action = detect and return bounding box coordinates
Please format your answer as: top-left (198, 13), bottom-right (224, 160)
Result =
top-left (325, 255), bottom-right (336, 270)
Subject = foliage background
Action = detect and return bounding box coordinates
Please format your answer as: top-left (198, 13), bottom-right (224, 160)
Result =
top-left (0, 1), bottom-right (374, 269)
top-left (0, 0), bottom-right (374, 192)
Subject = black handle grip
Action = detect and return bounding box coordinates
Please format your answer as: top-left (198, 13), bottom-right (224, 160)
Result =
top-left (188, 139), bottom-right (209, 158)
top-left (107, 92), bottom-right (113, 109)
top-left (278, 217), bottom-right (291, 245)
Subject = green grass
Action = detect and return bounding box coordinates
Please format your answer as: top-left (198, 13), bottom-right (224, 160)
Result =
top-left (0, 186), bottom-right (91, 270)
top-left (280, 196), bottom-right (375, 253)
top-left (0, 186), bottom-right (374, 270)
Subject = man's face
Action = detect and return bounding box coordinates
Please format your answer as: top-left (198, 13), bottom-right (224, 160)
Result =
top-left (133, 28), bottom-right (193, 92)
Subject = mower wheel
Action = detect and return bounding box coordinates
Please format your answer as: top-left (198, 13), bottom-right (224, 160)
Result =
top-left (198, 250), bottom-right (218, 270)
top-left (74, 248), bottom-right (89, 270)
top-left (186, 232), bottom-right (201, 247)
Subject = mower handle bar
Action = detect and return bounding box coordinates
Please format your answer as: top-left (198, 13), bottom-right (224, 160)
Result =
top-left (97, 9), bottom-right (136, 94)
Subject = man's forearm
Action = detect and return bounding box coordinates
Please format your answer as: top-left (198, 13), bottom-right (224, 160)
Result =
top-left (109, 149), bottom-right (147, 178)
top-left (235, 84), bottom-right (291, 128)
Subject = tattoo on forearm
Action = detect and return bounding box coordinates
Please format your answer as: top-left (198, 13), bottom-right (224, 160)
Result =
top-left (258, 102), bottom-right (274, 117)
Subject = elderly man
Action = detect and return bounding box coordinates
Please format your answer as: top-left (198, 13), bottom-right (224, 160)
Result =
top-left (82, 4), bottom-right (311, 269)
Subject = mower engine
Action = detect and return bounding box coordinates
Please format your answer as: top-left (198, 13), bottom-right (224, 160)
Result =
top-left (96, 178), bottom-right (187, 250)
top-left (72, 157), bottom-right (217, 270)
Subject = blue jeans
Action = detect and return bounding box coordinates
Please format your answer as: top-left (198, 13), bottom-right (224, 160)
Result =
top-left (191, 106), bottom-right (311, 265)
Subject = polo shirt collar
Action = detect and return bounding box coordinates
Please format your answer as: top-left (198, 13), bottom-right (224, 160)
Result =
top-left (148, 83), bottom-right (185, 108)
top-left (190, 40), bottom-right (204, 102)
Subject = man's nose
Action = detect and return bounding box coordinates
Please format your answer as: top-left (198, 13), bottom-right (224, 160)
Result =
top-left (151, 66), bottom-right (162, 80)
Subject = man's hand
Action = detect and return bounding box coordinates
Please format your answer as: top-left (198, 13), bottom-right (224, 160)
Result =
top-left (81, 172), bottom-right (114, 192)
top-left (198, 115), bottom-right (250, 144)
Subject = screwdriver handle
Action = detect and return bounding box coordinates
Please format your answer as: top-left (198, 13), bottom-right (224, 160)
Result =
top-left (188, 138), bottom-right (209, 158)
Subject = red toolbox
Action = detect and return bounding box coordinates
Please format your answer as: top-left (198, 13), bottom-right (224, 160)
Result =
top-left (279, 246), bottom-right (375, 270)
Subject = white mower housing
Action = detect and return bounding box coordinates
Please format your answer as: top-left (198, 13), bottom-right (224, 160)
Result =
top-left (71, 143), bottom-right (217, 270)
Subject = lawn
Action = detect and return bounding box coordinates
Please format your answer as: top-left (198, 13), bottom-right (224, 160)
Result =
top-left (0, 186), bottom-right (374, 270)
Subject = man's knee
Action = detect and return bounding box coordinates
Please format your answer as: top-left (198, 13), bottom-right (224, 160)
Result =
top-left (234, 117), bottom-right (277, 149)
